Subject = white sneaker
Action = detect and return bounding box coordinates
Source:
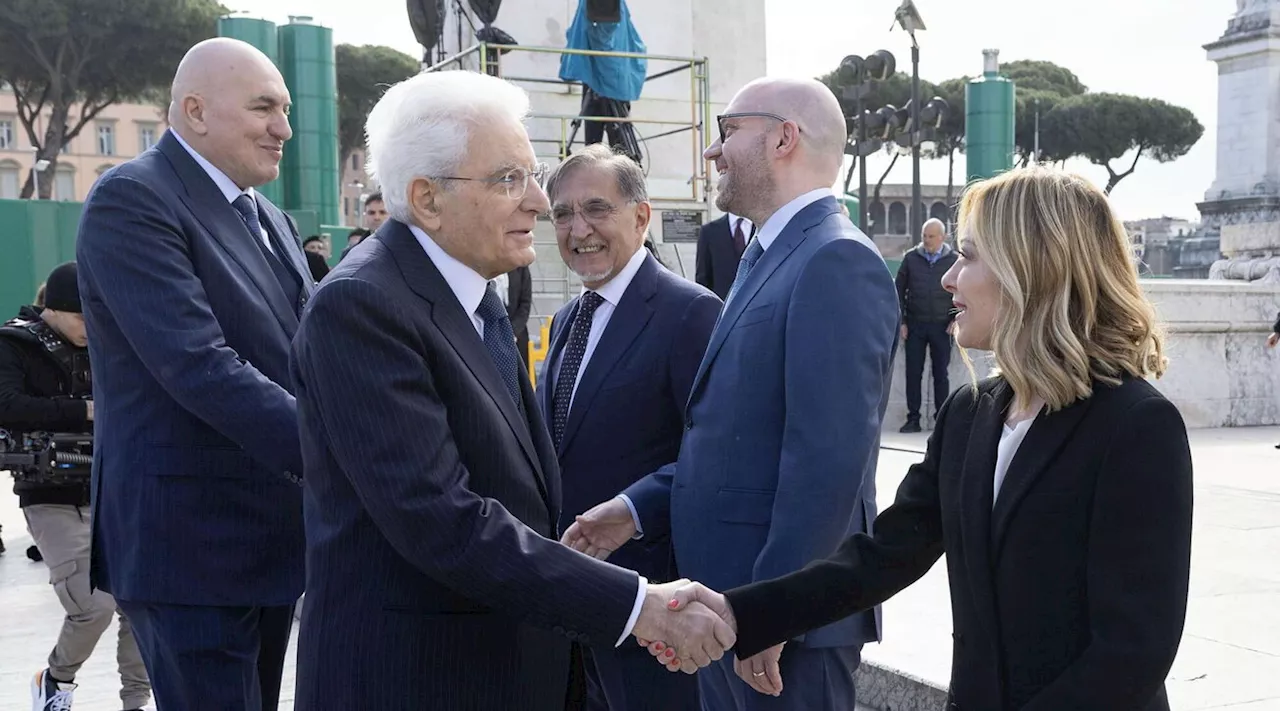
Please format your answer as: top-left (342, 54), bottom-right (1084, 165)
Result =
top-left (31, 668), bottom-right (76, 711)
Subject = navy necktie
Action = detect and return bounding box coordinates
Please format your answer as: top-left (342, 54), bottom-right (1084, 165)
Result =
top-left (476, 283), bottom-right (525, 414)
top-left (551, 291), bottom-right (604, 448)
top-left (725, 237), bottom-right (765, 306)
top-left (232, 194), bottom-right (300, 304)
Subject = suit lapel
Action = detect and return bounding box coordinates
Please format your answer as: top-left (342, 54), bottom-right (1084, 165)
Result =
top-left (157, 133), bottom-right (298, 336)
top-left (256, 198), bottom-right (313, 294)
top-left (990, 390), bottom-right (1095, 554)
top-left (690, 197), bottom-right (838, 399)
top-left (558, 255), bottom-right (658, 455)
top-left (538, 301), bottom-right (575, 423)
top-left (959, 379), bottom-right (1011, 647)
top-left (382, 221), bottom-right (551, 505)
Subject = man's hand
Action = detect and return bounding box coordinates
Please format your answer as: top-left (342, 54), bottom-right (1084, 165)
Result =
top-left (560, 496), bottom-right (636, 560)
top-left (1267, 332), bottom-right (1279, 349)
top-left (735, 643), bottom-right (785, 696)
top-left (631, 580), bottom-right (736, 673)
top-left (638, 581), bottom-right (738, 673)
top-left (900, 324), bottom-right (908, 340)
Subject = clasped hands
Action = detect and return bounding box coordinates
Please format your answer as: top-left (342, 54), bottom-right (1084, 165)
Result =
top-left (560, 498), bottom-right (787, 696)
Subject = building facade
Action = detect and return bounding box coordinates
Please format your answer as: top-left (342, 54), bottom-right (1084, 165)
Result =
top-left (0, 87), bottom-right (164, 202)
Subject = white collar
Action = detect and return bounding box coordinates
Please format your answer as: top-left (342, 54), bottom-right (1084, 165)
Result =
top-left (583, 245), bottom-right (649, 307)
top-left (407, 223), bottom-right (490, 319)
top-left (754, 188), bottom-right (833, 251)
top-left (169, 128), bottom-right (254, 205)
top-left (728, 213), bottom-right (753, 233)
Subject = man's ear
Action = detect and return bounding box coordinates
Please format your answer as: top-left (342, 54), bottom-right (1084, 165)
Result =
top-left (182, 95), bottom-right (208, 136)
top-left (408, 178), bottom-right (444, 232)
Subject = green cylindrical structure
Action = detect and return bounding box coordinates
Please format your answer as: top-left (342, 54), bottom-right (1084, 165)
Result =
top-left (840, 194), bottom-right (861, 228)
top-left (217, 16), bottom-right (284, 206)
top-left (278, 17), bottom-right (340, 226)
top-left (965, 49), bottom-right (1016, 183)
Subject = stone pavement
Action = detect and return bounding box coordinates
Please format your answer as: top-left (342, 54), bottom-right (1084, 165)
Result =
top-left (1, 426), bottom-right (1275, 710)
top-left (862, 426), bottom-right (1280, 711)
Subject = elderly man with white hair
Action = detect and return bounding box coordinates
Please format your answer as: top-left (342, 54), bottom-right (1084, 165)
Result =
top-left (288, 70), bottom-right (736, 710)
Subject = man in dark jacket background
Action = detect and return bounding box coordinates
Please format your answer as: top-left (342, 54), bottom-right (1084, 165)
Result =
top-left (895, 218), bottom-right (958, 433)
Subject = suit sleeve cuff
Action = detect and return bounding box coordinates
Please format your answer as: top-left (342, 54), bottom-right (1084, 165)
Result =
top-left (617, 494), bottom-right (644, 539)
top-left (616, 575), bottom-right (647, 647)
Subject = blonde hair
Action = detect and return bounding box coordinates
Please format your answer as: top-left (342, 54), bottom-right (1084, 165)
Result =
top-left (957, 167), bottom-right (1166, 413)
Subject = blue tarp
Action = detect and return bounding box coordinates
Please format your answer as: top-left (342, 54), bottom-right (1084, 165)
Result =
top-left (558, 0), bottom-right (647, 102)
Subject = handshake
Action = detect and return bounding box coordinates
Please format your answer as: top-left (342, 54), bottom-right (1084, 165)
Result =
top-left (560, 498), bottom-right (787, 697)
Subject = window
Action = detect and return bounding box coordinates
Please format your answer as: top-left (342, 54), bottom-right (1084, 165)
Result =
top-left (97, 122), bottom-right (115, 156)
top-left (343, 196), bottom-right (350, 218)
top-left (0, 119), bottom-right (12, 150)
top-left (96, 163), bottom-right (114, 176)
top-left (137, 123), bottom-right (157, 152)
top-left (0, 160), bottom-right (19, 199)
top-left (54, 165), bottom-right (75, 201)
top-left (930, 201), bottom-right (949, 225)
top-left (888, 202), bottom-right (907, 235)
top-left (868, 202), bottom-right (885, 236)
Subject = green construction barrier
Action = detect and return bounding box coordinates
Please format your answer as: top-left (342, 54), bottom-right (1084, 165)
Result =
top-left (0, 199), bottom-right (83, 317)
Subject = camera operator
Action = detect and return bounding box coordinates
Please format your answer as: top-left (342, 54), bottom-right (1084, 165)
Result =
top-left (0, 262), bottom-right (150, 711)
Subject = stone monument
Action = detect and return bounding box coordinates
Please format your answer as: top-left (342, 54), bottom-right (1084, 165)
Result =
top-left (1203, 0), bottom-right (1280, 281)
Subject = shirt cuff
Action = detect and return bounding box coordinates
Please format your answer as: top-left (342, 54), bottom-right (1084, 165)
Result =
top-left (616, 575), bottom-right (648, 647)
top-left (616, 494), bottom-right (644, 539)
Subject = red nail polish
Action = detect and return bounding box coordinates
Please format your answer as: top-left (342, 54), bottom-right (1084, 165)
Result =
top-left (654, 642), bottom-right (665, 651)
top-left (668, 598), bottom-right (679, 608)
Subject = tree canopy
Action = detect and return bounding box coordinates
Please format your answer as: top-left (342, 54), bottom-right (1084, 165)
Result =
top-left (0, 0), bottom-right (225, 198)
top-left (336, 43), bottom-right (421, 166)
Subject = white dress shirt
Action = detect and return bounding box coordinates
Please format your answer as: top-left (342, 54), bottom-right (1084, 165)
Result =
top-left (994, 414), bottom-right (1037, 507)
top-left (169, 129), bottom-right (274, 254)
top-left (753, 187), bottom-right (835, 253)
top-left (548, 245), bottom-right (649, 406)
top-left (409, 224), bottom-right (647, 646)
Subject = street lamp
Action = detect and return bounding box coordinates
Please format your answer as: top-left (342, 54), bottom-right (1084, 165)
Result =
top-left (839, 50), bottom-right (896, 230)
top-left (892, 0), bottom-right (927, 241)
top-left (31, 151), bottom-right (50, 200)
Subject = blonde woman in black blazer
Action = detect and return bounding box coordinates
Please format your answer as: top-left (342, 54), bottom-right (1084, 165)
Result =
top-left (651, 167), bottom-right (1194, 711)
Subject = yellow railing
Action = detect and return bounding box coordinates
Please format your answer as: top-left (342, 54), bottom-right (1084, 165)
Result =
top-left (527, 316), bottom-right (553, 387)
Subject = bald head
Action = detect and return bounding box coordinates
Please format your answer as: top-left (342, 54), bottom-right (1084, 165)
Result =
top-left (705, 76), bottom-right (847, 223)
top-left (169, 38), bottom-right (292, 190)
top-left (733, 77), bottom-right (847, 175)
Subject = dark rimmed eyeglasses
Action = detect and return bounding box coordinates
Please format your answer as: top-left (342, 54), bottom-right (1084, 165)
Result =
top-left (715, 112), bottom-right (800, 144)
top-left (433, 163), bottom-right (550, 200)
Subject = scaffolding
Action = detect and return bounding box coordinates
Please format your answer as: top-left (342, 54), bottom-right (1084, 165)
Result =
top-left (423, 42), bottom-right (713, 204)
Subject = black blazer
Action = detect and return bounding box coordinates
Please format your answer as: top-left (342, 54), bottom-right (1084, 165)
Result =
top-left (289, 219), bottom-right (640, 710)
top-left (507, 265), bottom-right (533, 363)
top-left (695, 214), bottom-right (752, 300)
top-left (538, 253), bottom-right (721, 582)
top-left (726, 376), bottom-right (1193, 711)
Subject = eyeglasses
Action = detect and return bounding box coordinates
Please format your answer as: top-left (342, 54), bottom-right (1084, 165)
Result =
top-left (715, 112), bottom-right (799, 144)
top-left (433, 163), bottom-right (550, 200)
top-left (549, 199), bottom-right (633, 227)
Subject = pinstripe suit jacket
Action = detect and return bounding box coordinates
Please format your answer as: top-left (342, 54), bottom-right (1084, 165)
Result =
top-left (289, 219), bottom-right (641, 710)
top-left (77, 130), bottom-right (311, 607)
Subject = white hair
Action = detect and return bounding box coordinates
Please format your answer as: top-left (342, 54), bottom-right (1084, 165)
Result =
top-left (364, 70), bottom-right (531, 223)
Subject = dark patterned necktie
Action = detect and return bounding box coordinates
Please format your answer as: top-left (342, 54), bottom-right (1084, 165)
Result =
top-left (725, 237), bottom-right (765, 306)
top-left (232, 193), bottom-right (300, 304)
top-left (476, 283), bottom-right (525, 414)
top-left (551, 291), bottom-right (605, 448)
top-left (732, 218), bottom-right (746, 257)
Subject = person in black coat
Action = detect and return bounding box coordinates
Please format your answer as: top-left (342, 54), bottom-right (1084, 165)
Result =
top-left (651, 167), bottom-right (1194, 711)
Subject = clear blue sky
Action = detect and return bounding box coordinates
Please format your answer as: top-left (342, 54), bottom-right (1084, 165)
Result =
top-left (230, 0), bottom-right (1230, 222)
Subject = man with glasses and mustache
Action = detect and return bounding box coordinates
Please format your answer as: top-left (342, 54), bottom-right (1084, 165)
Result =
top-left (565, 77), bottom-right (899, 710)
top-left (540, 143), bottom-right (721, 710)
top-left (289, 71), bottom-right (736, 711)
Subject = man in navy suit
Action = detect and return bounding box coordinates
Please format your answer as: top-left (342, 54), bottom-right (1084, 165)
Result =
top-left (541, 144), bottom-right (721, 710)
top-left (76, 39), bottom-right (311, 711)
top-left (695, 212), bottom-right (754, 300)
top-left (288, 69), bottom-right (734, 710)
top-left (564, 77), bottom-right (900, 709)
